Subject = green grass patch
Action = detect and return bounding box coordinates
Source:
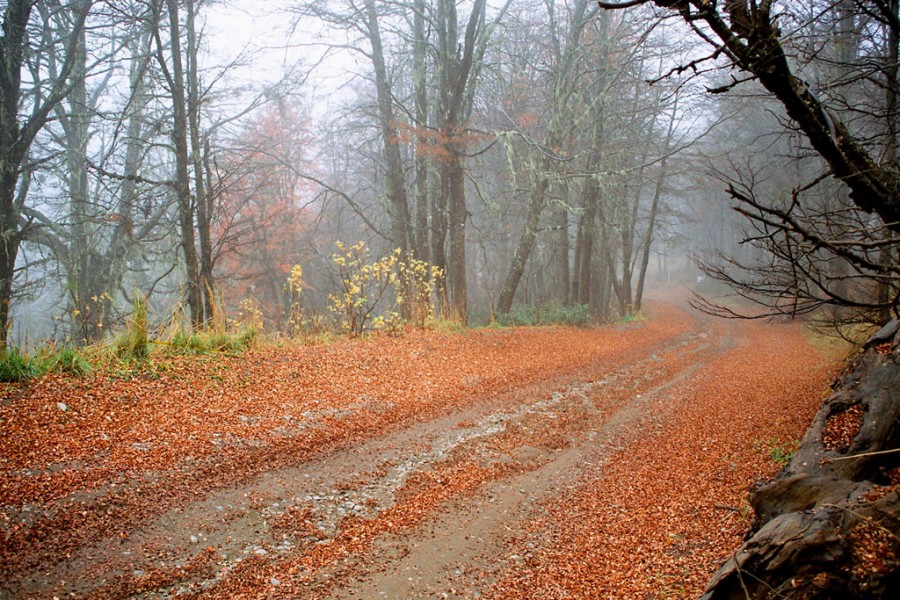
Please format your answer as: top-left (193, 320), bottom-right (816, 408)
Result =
top-left (39, 347), bottom-right (92, 377)
top-left (0, 344), bottom-right (98, 383)
top-left (622, 311), bottom-right (645, 324)
top-left (0, 348), bottom-right (42, 382)
top-left (115, 296), bottom-right (150, 361)
top-left (165, 327), bottom-right (257, 355)
top-left (765, 437), bottom-right (799, 466)
top-left (498, 302), bottom-right (591, 327)
top-left (424, 317), bottom-right (466, 333)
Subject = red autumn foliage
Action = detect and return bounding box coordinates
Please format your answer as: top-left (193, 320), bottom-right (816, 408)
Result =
top-left (213, 102), bottom-right (317, 328)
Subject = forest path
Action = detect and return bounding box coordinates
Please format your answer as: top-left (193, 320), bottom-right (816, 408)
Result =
top-left (0, 296), bottom-right (841, 599)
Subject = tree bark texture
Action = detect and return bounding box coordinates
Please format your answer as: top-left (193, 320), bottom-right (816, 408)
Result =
top-left (159, 0), bottom-right (203, 327)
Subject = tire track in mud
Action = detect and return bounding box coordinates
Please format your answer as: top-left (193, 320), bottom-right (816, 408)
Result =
top-left (319, 327), bottom-right (726, 600)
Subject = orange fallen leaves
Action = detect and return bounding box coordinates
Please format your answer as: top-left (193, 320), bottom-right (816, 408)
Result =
top-left (0, 305), bottom-right (846, 599)
top-left (487, 320), bottom-right (841, 599)
top-left (823, 403), bottom-right (865, 452)
top-left (0, 304), bottom-right (693, 586)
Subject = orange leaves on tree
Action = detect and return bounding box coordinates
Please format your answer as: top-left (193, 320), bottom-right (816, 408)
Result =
top-left (213, 102), bottom-right (317, 330)
top-left (391, 120), bottom-right (492, 165)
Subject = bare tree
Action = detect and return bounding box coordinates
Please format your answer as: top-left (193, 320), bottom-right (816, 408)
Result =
top-left (0, 0), bottom-right (93, 347)
top-left (601, 0), bottom-right (900, 325)
top-left (21, 9), bottom-right (169, 344)
top-left (496, 0), bottom-right (596, 314)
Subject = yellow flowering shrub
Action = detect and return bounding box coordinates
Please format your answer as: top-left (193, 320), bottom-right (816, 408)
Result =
top-left (328, 242), bottom-right (442, 335)
top-left (285, 264), bottom-right (304, 336)
top-left (396, 258), bottom-right (444, 328)
top-left (329, 242), bottom-right (400, 335)
top-left (234, 297), bottom-right (265, 332)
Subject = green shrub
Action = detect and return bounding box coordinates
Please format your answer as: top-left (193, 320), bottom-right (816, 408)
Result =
top-left (116, 296), bottom-right (149, 361)
top-left (546, 303), bottom-right (590, 326)
top-left (498, 302), bottom-right (591, 327)
top-left (501, 304), bottom-right (536, 326)
top-left (0, 348), bottom-right (42, 382)
top-left (41, 347), bottom-right (92, 377)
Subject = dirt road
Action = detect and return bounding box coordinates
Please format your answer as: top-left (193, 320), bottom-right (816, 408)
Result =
top-left (0, 300), bottom-right (842, 599)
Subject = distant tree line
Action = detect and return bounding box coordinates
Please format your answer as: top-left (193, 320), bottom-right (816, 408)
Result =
top-left (2, 0), bottom-right (893, 348)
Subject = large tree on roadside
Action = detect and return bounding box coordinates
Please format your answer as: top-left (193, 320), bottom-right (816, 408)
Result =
top-left (431, 0), bottom-right (510, 323)
top-left (151, 0), bottom-right (205, 328)
top-left (362, 0), bottom-right (413, 256)
top-left (600, 0), bottom-right (900, 230)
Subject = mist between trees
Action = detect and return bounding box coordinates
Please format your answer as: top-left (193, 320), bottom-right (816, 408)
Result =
top-left (1, 0), bottom-right (898, 348)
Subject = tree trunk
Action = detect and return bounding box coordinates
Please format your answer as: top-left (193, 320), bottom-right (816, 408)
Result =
top-left (655, 0), bottom-right (900, 232)
top-left (620, 225), bottom-right (634, 312)
top-left (597, 199), bottom-right (625, 316)
top-left (0, 176), bottom-right (17, 348)
top-left (99, 31), bottom-right (153, 335)
top-left (634, 175), bottom-right (661, 313)
top-left (571, 214), bottom-right (583, 303)
top-left (575, 178), bottom-right (599, 305)
top-left (432, 0), bottom-right (498, 321)
top-left (447, 150), bottom-right (468, 323)
top-left (619, 131), bottom-right (652, 314)
top-left (878, 0), bottom-right (899, 323)
top-left (412, 0), bottom-right (429, 261)
top-left (364, 0), bottom-right (411, 255)
top-left (186, 0), bottom-right (215, 325)
top-left (497, 172), bottom-right (551, 313)
top-left (553, 186), bottom-right (570, 304)
top-left (55, 23), bottom-right (97, 342)
top-left (635, 95), bottom-right (678, 312)
top-left (431, 164), bottom-right (449, 315)
top-left (162, 0), bottom-right (203, 327)
top-left (593, 220), bottom-right (613, 321)
top-left (199, 137), bottom-right (216, 322)
top-left (495, 1), bottom-right (593, 314)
